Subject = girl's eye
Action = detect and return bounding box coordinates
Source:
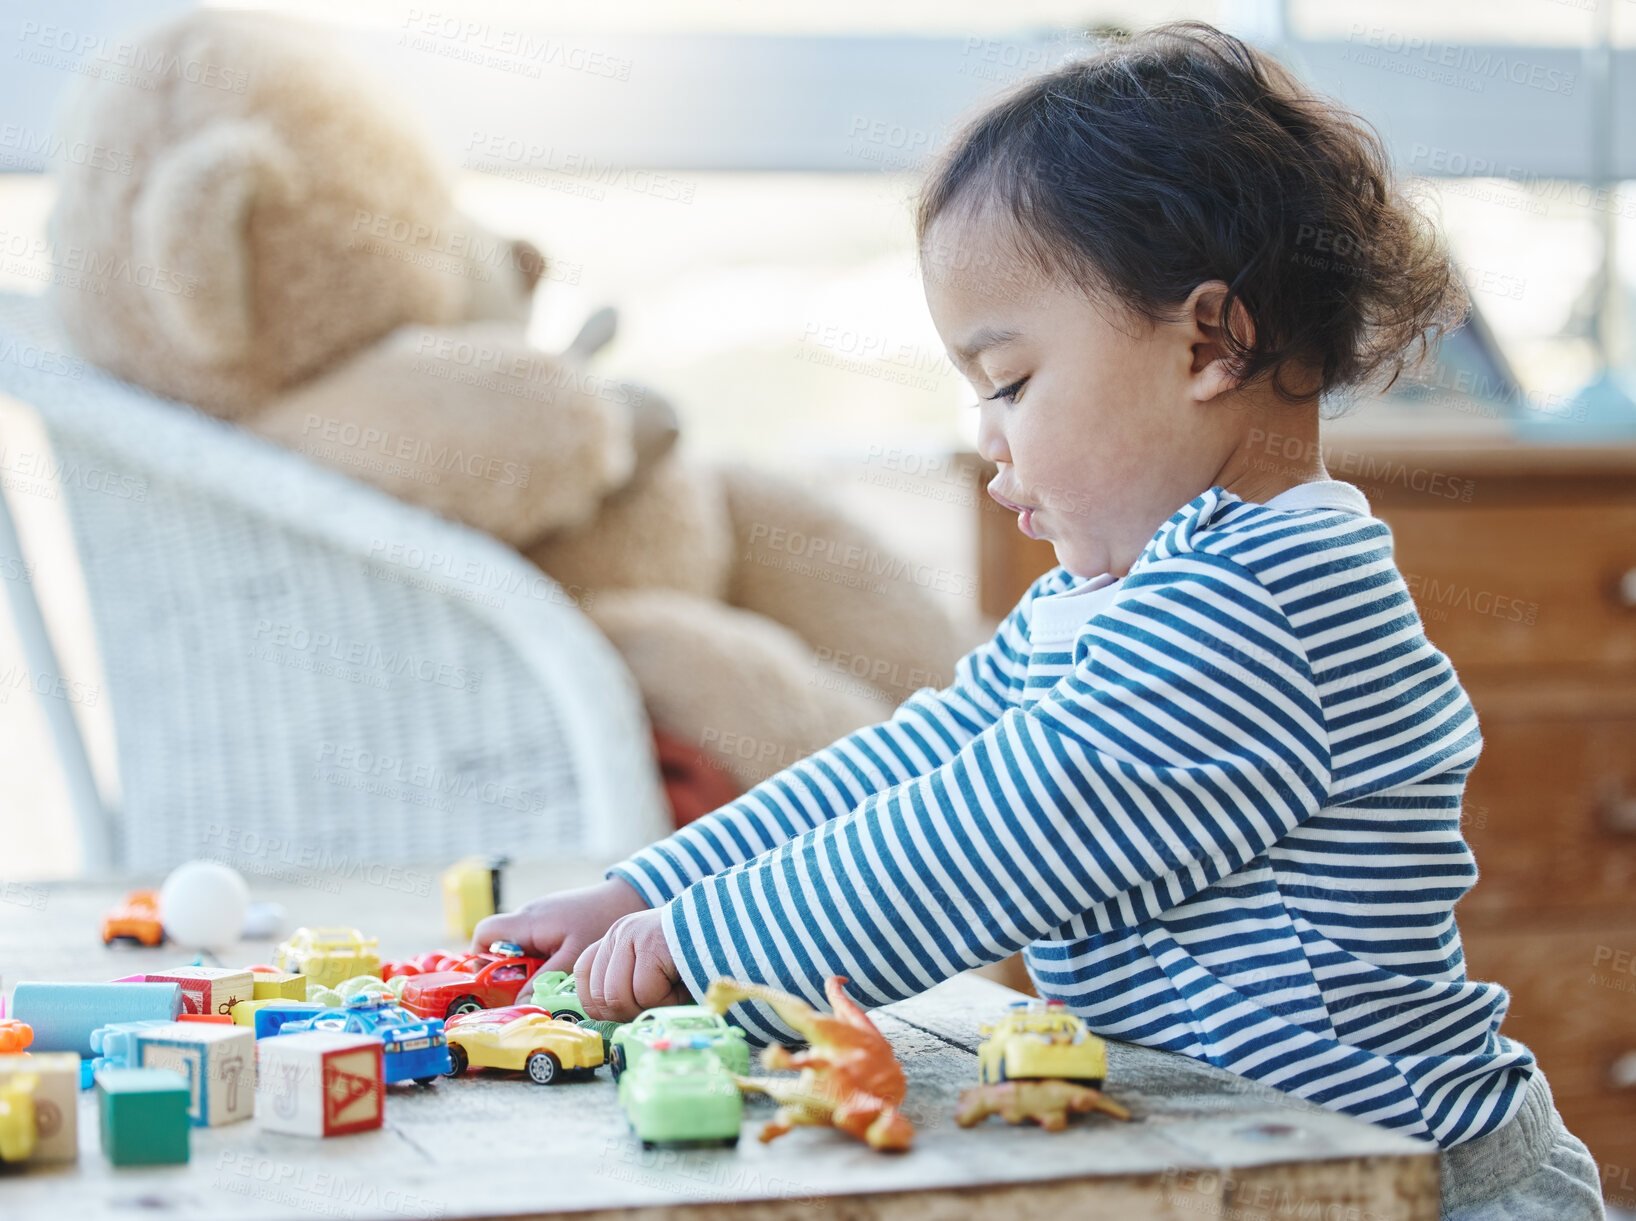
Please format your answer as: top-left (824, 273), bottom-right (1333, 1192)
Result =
top-left (985, 376), bottom-right (1029, 404)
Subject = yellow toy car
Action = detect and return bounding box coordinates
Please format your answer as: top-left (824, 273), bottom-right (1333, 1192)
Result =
top-left (976, 1000), bottom-right (1107, 1088)
top-left (0, 1072), bottom-right (38, 1163)
top-left (443, 1006), bottom-right (604, 1085)
top-left (273, 926), bottom-right (381, 989)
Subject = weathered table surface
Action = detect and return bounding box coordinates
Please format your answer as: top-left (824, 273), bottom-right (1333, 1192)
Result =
top-left (0, 866), bottom-right (1440, 1219)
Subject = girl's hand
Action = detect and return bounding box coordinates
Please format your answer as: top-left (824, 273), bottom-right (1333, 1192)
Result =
top-left (575, 907), bottom-right (690, 1021)
top-left (470, 877), bottom-right (648, 971)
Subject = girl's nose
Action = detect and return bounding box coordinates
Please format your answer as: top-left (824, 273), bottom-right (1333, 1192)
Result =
top-left (975, 401), bottom-right (1011, 466)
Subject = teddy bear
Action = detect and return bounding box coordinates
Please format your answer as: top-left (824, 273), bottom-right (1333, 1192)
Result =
top-left (46, 9), bottom-right (973, 807)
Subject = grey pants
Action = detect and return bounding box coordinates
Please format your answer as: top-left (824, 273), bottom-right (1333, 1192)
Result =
top-left (1441, 1068), bottom-right (1605, 1219)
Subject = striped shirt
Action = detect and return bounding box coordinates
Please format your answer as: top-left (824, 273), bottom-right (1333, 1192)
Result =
top-left (610, 480), bottom-right (1534, 1148)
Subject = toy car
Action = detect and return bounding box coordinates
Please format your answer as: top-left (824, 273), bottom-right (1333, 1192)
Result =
top-left (975, 1000), bottom-right (1107, 1087)
top-left (579, 1019), bottom-right (624, 1059)
top-left (274, 927), bottom-right (380, 989)
top-left (442, 1005), bottom-right (602, 1085)
top-left (100, 889), bottom-right (164, 947)
top-left (608, 1005), bottom-right (750, 1081)
top-left (381, 948), bottom-right (506, 981)
top-left (301, 975), bottom-right (402, 1007)
top-left (618, 1036), bottom-right (742, 1148)
top-left (0, 1072), bottom-right (38, 1162)
top-left (381, 950), bottom-right (470, 981)
top-left (528, 970), bottom-right (590, 1022)
top-left (337, 974), bottom-right (404, 1001)
top-left (399, 943), bottom-right (544, 1021)
top-left (278, 996), bottom-right (450, 1084)
top-left (441, 854), bottom-right (508, 940)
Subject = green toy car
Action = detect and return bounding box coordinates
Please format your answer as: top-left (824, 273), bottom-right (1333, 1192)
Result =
top-left (617, 1037), bottom-right (742, 1148)
top-left (528, 971), bottom-right (589, 1022)
top-left (608, 1005), bottom-right (750, 1081)
top-left (579, 1019), bottom-right (623, 1059)
top-left (525, 972), bottom-right (620, 1055)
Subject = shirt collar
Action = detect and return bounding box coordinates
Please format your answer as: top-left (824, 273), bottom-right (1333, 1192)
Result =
top-left (1256, 479), bottom-right (1371, 516)
top-left (1030, 480), bottom-right (1371, 646)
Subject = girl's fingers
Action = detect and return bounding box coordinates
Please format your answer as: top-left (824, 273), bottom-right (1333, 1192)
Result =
top-left (632, 950), bottom-right (681, 1011)
top-left (472, 911), bottom-right (565, 962)
top-left (575, 936), bottom-right (610, 1017)
top-left (601, 929), bottom-right (640, 1020)
top-left (469, 913), bottom-right (513, 954)
top-left (573, 914), bottom-right (677, 1019)
top-left (540, 937), bottom-right (584, 973)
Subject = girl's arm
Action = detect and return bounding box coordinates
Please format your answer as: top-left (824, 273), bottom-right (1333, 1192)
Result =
top-left (654, 557), bottom-right (1333, 1041)
top-left (607, 568), bottom-right (1077, 908)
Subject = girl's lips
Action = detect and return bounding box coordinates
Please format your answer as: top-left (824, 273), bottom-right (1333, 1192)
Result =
top-left (987, 484), bottom-right (1040, 539)
top-left (987, 485), bottom-right (1026, 512)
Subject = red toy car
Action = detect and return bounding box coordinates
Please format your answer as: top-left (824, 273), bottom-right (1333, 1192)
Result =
top-left (398, 943), bottom-right (543, 1021)
top-left (382, 949), bottom-right (490, 981)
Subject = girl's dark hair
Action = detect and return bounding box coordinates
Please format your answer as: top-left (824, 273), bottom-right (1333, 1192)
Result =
top-left (914, 21), bottom-right (1467, 403)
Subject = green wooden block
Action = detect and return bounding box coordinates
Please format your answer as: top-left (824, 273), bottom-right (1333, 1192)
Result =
top-left (96, 1068), bottom-right (190, 1165)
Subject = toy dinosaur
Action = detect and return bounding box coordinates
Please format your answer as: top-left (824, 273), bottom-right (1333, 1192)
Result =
top-left (0, 1021), bottom-right (33, 1055)
top-left (702, 975), bottom-right (914, 1152)
top-left (955, 1079), bottom-right (1132, 1132)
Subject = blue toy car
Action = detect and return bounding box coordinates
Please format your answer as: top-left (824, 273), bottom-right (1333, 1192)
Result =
top-left (279, 995), bottom-right (450, 1084)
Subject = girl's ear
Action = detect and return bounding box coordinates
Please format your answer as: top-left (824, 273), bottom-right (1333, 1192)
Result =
top-left (1185, 280), bottom-right (1253, 402)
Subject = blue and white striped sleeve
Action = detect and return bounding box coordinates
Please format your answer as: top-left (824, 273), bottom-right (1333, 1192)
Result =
top-left (656, 557), bottom-right (1333, 1040)
top-left (607, 569), bottom-right (1071, 908)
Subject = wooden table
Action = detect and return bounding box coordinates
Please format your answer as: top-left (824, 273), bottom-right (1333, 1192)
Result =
top-left (0, 867), bottom-right (1439, 1219)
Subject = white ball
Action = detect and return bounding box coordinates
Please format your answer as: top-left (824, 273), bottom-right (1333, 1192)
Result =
top-left (159, 860), bottom-right (250, 951)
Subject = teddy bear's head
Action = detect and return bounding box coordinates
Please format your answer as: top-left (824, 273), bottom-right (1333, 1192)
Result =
top-left (47, 9), bottom-right (542, 421)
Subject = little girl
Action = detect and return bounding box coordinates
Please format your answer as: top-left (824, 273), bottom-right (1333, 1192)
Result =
top-left (480, 22), bottom-right (1603, 1218)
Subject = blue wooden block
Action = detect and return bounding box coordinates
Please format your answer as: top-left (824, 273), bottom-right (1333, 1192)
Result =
top-left (13, 982), bottom-right (183, 1055)
top-left (252, 1001), bottom-right (328, 1039)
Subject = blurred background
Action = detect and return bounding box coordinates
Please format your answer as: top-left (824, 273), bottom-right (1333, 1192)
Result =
top-left (0, 0), bottom-right (1633, 1199)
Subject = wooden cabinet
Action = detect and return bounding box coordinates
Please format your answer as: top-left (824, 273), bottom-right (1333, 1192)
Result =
top-left (968, 440), bottom-right (1636, 1175)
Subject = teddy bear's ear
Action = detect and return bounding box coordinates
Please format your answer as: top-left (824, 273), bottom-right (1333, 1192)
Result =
top-left (132, 119), bottom-right (302, 365)
top-left (513, 239), bottom-right (547, 293)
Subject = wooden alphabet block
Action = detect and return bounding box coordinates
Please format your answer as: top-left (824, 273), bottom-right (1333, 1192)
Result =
top-left (252, 971), bottom-right (307, 1001)
top-left (0, 1052), bottom-right (78, 1161)
top-left (143, 967), bottom-right (254, 1018)
top-left (132, 1022), bottom-right (255, 1126)
top-left (255, 1031), bottom-right (383, 1137)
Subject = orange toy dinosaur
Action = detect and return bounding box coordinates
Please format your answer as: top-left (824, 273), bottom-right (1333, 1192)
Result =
top-left (702, 975), bottom-right (914, 1152)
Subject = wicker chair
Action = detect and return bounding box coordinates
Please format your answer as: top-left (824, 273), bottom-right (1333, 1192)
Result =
top-left (0, 292), bottom-right (667, 875)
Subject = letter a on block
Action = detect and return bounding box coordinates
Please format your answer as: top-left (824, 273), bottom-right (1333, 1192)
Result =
top-left (321, 1044), bottom-right (382, 1136)
top-left (326, 1067), bottom-right (374, 1123)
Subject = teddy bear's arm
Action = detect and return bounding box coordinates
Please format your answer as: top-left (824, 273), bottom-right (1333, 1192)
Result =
top-left (245, 326), bottom-right (640, 548)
